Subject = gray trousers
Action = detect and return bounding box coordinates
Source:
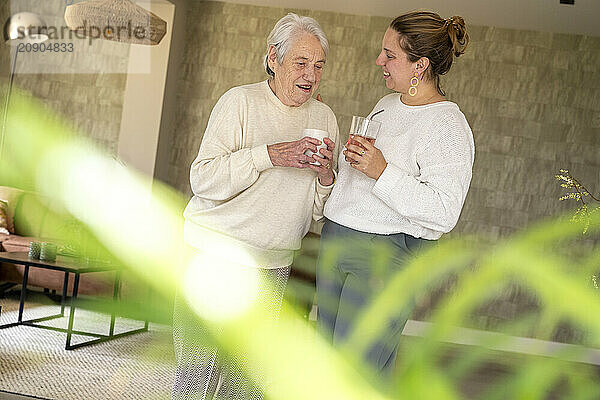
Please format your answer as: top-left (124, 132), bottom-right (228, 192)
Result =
top-left (316, 218), bottom-right (431, 373)
top-left (172, 266), bottom-right (290, 400)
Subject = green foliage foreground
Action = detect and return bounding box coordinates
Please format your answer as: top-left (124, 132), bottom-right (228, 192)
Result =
top-left (1, 90), bottom-right (599, 399)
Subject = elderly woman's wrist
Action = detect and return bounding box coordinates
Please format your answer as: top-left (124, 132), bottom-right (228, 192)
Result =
top-left (266, 144), bottom-right (282, 167)
top-left (318, 173), bottom-right (334, 186)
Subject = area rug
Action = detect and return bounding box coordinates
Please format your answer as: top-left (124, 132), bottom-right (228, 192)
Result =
top-left (0, 295), bottom-right (175, 400)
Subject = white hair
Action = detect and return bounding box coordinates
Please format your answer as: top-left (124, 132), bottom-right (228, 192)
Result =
top-left (264, 13), bottom-right (329, 77)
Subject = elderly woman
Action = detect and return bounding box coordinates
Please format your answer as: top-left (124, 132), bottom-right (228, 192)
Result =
top-left (172, 13), bottom-right (339, 400)
top-left (316, 11), bottom-right (474, 375)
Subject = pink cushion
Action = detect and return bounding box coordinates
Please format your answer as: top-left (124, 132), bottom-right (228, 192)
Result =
top-left (1, 236), bottom-right (36, 252)
top-left (0, 233), bottom-right (10, 243)
top-left (2, 243), bottom-right (29, 252)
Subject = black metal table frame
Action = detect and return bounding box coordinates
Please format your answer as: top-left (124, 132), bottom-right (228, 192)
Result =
top-left (0, 253), bottom-right (148, 350)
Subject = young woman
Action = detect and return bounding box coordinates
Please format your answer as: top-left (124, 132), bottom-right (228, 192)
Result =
top-left (317, 11), bottom-right (474, 374)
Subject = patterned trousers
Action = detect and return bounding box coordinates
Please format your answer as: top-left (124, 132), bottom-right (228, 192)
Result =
top-left (172, 266), bottom-right (290, 400)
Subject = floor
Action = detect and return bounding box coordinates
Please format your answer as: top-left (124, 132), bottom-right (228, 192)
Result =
top-left (0, 289), bottom-right (175, 400)
top-left (2, 288), bottom-right (599, 399)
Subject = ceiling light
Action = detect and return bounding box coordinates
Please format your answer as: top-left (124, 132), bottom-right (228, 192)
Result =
top-left (64, 0), bottom-right (167, 46)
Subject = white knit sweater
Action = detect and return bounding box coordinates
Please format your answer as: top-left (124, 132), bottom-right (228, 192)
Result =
top-left (324, 93), bottom-right (474, 240)
top-left (184, 81), bottom-right (340, 268)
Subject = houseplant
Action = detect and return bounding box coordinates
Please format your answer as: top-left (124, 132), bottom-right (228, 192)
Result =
top-left (556, 169), bottom-right (600, 288)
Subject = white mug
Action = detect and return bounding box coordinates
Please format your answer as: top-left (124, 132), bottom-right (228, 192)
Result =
top-left (302, 128), bottom-right (328, 166)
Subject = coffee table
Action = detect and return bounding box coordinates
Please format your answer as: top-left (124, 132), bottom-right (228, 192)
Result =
top-left (0, 252), bottom-right (148, 350)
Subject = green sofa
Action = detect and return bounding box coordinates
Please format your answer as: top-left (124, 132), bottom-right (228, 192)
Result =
top-left (0, 186), bottom-right (114, 296)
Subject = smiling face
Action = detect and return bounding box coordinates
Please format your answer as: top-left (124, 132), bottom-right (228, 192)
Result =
top-left (375, 28), bottom-right (418, 94)
top-left (268, 33), bottom-right (325, 107)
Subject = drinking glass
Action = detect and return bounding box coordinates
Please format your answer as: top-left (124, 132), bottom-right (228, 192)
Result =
top-left (346, 116), bottom-right (381, 162)
top-left (349, 115), bottom-right (380, 144)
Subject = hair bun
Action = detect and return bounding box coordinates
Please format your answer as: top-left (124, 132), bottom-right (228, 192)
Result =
top-left (446, 15), bottom-right (469, 57)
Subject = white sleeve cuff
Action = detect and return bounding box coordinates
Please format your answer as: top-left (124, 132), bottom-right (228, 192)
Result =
top-left (372, 163), bottom-right (408, 203)
top-left (251, 144), bottom-right (274, 172)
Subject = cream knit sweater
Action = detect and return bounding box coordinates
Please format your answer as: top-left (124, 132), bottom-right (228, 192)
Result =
top-left (184, 81), bottom-right (340, 268)
top-left (324, 93), bottom-right (474, 240)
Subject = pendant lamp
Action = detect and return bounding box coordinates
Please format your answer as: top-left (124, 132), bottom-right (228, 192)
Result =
top-left (64, 0), bottom-right (167, 46)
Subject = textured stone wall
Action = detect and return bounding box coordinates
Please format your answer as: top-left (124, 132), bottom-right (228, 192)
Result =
top-left (0, 1), bottom-right (130, 154)
top-left (445, 27), bottom-right (600, 240)
top-left (168, 1), bottom-right (600, 242)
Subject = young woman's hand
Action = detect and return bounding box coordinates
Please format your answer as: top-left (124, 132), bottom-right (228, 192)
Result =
top-left (344, 135), bottom-right (388, 180)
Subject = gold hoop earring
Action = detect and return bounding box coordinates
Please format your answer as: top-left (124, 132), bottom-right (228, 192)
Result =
top-left (409, 72), bottom-right (419, 97)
